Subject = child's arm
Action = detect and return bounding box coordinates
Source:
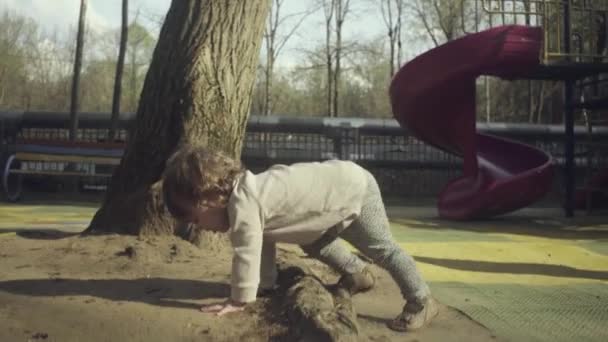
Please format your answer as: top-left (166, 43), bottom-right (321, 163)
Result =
top-left (228, 186), bottom-right (264, 303)
top-left (200, 299), bottom-right (246, 316)
top-left (229, 215), bottom-right (263, 303)
top-left (200, 190), bottom-right (263, 315)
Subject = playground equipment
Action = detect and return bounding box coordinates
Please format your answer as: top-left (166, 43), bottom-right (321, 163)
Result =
top-left (390, 0), bottom-right (608, 219)
top-left (390, 26), bottom-right (553, 220)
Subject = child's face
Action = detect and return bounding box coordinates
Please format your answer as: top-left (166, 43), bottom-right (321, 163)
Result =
top-left (169, 192), bottom-right (230, 233)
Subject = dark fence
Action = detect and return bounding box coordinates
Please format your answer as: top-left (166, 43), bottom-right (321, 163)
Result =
top-left (1, 111), bottom-right (607, 198)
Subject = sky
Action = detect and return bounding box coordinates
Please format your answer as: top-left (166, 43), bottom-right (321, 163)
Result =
top-left (1, 0), bottom-right (171, 37)
top-left (0, 0), bottom-right (417, 68)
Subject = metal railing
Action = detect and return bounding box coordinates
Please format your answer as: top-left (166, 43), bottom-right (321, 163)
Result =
top-left (1, 111), bottom-right (607, 197)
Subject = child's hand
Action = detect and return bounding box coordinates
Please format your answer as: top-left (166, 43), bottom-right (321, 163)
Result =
top-left (200, 299), bottom-right (246, 316)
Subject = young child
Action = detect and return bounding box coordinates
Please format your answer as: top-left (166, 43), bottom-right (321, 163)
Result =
top-left (161, 144), bottom-right (438, 331)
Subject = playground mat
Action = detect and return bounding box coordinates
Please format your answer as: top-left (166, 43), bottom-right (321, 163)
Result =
top-left (390, 206), bottom-right (608, 342)
top-left (1, 203), bottom-right (607, 342)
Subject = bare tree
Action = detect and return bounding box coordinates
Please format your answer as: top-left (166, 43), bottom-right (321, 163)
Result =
top-left (378, 0), bottom-right (404, 76)
top-left (138, 6), bottom-right (167, 32)
top-left (69, 0), bottom-right (87, 141)
top-left (126, 14), bottom-right (155, 112)
top-left (333, 0), bottom-right (351, 117)
top-left (406, 0), bottom-right (466, 47)
top-left (109, 0), bottom-right (129, 141)
top-left (262, 0), bottom-right (316, 116)
top-left (322, 0), bottom-right (335, 117)
top-left (0, 11), bottom-right (37, 109)
top-left (87, 0), bottom-right (271, 235)
top-left (407, 0), bottom-right (440, 46)
top-left (395, 0), bottom-right (404, 67)
top-left (433, 0), bottom-right (462, 41)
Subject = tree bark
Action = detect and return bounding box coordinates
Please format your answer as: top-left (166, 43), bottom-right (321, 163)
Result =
top-left (69, 0), bottom-right (87, 141)
top-left (87, 0), bottom-right (270, 235)
top-left (109, 0), bottom-right (129, 141)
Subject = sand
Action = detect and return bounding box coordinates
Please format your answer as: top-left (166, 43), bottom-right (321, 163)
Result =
top-left (0, 229), bottom-right (499, 341)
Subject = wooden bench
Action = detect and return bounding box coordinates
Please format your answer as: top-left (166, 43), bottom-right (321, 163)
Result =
top-left (2, 139), bottom-right (124, 202)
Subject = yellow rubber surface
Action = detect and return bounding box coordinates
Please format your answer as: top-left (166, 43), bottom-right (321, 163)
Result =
top-left (391, 212), bottom-right (608, 342)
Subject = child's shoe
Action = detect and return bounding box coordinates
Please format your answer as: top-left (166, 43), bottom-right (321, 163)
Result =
top-left (336, 266), bottom-right (375, 295)
top-left (387, 296), bottom-right (439, 331)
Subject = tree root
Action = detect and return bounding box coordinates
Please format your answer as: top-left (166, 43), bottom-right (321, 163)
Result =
top-left (278, 265), bottom-right (359, 342)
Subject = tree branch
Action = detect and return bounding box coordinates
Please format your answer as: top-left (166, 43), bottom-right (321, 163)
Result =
top-left (405, 0), bottom-right (440, 47)
top-left (275, 5), bottom-right (319, 58)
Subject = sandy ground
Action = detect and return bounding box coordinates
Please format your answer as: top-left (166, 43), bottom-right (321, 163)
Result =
top-left (3, 201), bottom-right (606, 341)
top-left (0, 229), bottom-right (497, 342)
top-left (0, 232), bottom-right (285, 342)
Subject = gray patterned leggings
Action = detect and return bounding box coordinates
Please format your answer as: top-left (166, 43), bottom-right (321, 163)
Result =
top-left (301, 171), bottom-right (431, 301)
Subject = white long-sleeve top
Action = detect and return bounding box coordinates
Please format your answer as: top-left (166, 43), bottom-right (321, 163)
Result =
top-left (227, 159), bottom-right (370, 303)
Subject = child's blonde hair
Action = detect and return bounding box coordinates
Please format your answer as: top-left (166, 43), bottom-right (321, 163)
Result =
top-left (162, 144), bottom-right (243, 217)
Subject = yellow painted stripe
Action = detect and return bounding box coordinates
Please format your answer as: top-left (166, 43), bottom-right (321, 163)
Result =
top-left (399, 241), bottom-right (608, 286)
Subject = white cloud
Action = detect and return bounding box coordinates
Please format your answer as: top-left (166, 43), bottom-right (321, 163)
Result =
top-left (1, 0), bottom-right (113, 35)
top-left (1, 0), bottom-right (172, 38)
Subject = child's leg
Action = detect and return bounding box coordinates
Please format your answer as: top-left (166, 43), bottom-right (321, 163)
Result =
top-left (340, 173), bottom-right (437, 330)
top-left (339, 172), bottom-right (431, 303)
top-left (300, 232), bottom-right (368, 275)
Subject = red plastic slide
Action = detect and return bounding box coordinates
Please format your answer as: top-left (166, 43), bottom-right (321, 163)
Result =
top-left (390, 26), bottom-right (554, 220)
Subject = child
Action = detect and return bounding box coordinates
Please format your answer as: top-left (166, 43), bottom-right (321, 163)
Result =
top-left (161, 144), bottom-right (438, 331)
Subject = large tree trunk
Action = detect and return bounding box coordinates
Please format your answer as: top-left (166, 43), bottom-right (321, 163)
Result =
top-left (86, 0), bottom-right (270, 235)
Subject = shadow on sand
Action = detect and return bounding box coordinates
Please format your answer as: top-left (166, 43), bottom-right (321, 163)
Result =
top-left (0, 277), bottom-right (230, 310)
top-left (393, 216), bottom-right (608, 240)
top-left (0, 229), bottom-right (81, 240)
top-left (415, 256), bottom-right (608, 281)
